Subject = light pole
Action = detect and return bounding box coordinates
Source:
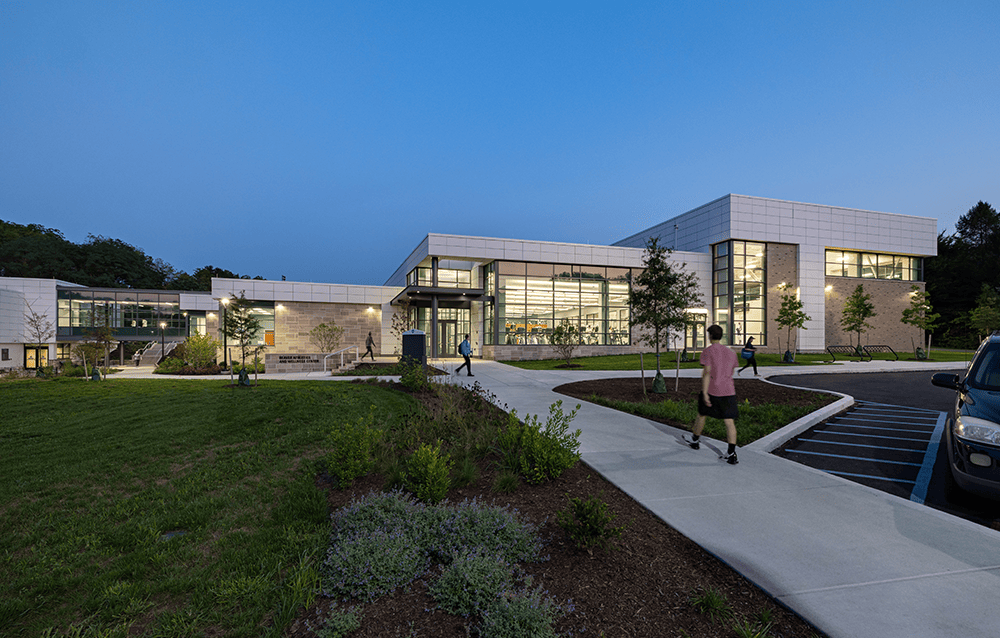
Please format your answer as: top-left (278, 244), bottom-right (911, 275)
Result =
top-left (159, 321), bottom-right (166, 364)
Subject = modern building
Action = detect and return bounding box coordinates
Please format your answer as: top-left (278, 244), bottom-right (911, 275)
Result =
top-left (1, 194), bottom-right (937, 372)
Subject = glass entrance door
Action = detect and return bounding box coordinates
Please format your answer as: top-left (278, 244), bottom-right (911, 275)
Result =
top-left (685, 315), bottom-right (707, 351)
top-left (25, 347), bottom-right (49, 369)
top-left (438, 320), bottom-right (458, 357)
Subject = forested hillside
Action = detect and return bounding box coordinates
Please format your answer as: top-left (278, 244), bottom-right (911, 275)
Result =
top-left (0, 219), bottom-right (260, 291)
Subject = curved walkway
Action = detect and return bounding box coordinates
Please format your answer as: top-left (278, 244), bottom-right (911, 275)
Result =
top-left (113, 358), bottom-right (1000, 637)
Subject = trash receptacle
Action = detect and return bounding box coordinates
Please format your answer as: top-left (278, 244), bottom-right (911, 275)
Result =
top-left (401, 330), bottom-right (426, 367)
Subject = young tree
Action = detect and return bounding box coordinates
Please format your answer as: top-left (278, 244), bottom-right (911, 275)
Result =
top-left (23, 301), bottom-right (54, 366)
top-left (968, 284), bottom-right (1000, 341)
top-left (900, 285), bottom-right (940, 358)
top-left (389, 298), bottom-right (413, 355)
top-left (841, 284), bottom-right (877, 350)
top-left (630, 236), bottom-right (702, 392)
top-left (550, 321), bottom-right (582, 366)
top-left (221, 291), bottom-right (263, 369)
top-left (309, 321), bottom-right (344, 353)
top-left (775, 286), bottom-right (811, 361)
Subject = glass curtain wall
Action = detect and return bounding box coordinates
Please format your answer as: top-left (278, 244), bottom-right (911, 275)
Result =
top-left (56, 289), bottom-right (200, 338)
top-left (493, 262), bottom-right (632, 347)
top-left (713, 242), bottom-right (766, 346)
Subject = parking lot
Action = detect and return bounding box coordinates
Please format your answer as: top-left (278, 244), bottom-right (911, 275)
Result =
top-left (771, 370), bottom-right (1000, 530)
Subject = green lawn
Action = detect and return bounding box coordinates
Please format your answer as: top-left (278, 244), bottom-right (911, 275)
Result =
top-left (500, 348), bottom-right (974, 370)
top-left (0, 378), bottom-right (419, 638)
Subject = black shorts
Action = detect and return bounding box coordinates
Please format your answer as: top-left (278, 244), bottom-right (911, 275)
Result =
top-left (697, 393), bottom-right (739, 420)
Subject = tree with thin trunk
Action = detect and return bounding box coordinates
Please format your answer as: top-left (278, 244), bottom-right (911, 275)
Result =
top-left (221, 291), bottom-right (263, 370)
top-left (901, 285), bottom-right (940, 358)
top-left (23, 301), bottom-right (54, 368)
top-left (841, 284), bottom-right (877, 350)
top-left (775, 286), bottom-right (810, 361)
top-left (550, 321), bottom-right (582, 366)
top-left (968, 284), bottom-right (1000, 341)
top-left (629, 236), bottom-right (702, 392)
top-left (390, 298), bottom-right (413, 355)
top-left (309, 321), bottom-right (344, 353)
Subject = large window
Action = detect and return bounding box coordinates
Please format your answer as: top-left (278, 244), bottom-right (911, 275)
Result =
top-left (713, 241), bottom-right (766, 346)
top-left (826, 250), bottom-right (922, 281)
top-left (57, 289), bottom-right (205, 338)
top-left (406, 267), bottom-right (472, 288)
top-left (492, 262), bottom-right (632, 347)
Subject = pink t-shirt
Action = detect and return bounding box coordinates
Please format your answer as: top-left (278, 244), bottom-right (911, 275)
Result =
top-left (700, 343), bottom-right (737, 397)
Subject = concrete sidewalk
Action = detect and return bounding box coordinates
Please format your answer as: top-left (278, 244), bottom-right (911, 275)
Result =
top-left (442, 359), bottom-right (1000, 638)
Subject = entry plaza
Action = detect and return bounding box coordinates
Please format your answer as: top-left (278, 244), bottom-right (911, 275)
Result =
top-left (1, 194), bottom-right (937, 372)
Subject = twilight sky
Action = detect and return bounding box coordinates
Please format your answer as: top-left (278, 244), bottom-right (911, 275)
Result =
top-left (2, 1), bottom-right (998, 285)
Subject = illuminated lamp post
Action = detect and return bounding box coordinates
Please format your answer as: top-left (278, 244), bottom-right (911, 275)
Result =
top-left (220, 297), bottom-right (230, 369)
top-left (159, 321), bottom-right (166, 364)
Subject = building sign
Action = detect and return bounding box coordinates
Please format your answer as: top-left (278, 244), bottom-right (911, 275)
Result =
top-left (276, 354), bottom-right (321, 364)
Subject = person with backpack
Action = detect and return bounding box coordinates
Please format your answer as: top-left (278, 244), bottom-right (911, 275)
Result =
top-left (738, 336), bottom-right (759, 377)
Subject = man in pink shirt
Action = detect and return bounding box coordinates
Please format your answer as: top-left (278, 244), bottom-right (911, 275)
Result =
top-left (683, 324), bottom-right (740, 464)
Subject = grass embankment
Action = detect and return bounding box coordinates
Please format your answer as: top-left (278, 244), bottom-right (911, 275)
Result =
top-left (501, 349), bottom-right (974, 371)
top-left (0, 378), bottom-right (417, 637)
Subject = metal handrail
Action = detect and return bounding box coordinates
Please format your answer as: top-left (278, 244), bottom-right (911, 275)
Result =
top-left (324, 345), bottom-right (359, 373)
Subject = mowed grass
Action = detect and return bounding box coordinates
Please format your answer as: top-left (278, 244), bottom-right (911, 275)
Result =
top-left (0, 378), bottom-right (419, 638)
top-left (500, 348), bottom-right (975, 370)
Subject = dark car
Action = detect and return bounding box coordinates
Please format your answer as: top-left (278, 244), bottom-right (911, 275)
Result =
top-left (931, 333), bottom-right (1000, 499)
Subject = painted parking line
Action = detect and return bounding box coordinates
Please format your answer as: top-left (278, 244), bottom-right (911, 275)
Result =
top-left (776, 400), bottom-right (947, 501)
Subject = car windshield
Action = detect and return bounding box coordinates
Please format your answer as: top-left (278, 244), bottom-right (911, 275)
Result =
top-left (968, 343), bottom-right (1000, 391)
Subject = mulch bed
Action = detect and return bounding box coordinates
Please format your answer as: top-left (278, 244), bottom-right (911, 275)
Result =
top-left (286, 378), bottom-right (829, 638)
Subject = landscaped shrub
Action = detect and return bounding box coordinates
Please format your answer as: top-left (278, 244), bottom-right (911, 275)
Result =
top-left (428, 548), bottom-right (516, 617)
top-left (154, 358), bottom-right (187, 374)
top-left (322, 526), bottom-right (429, 602)
top-left (556, 493), bottom-right (626, 552)
top-left (325, 409), bottom-right (383, 488)
top-left (421, 497), bottom-right (543, 565)
top-left (183, 333), bottom-right (220, 368)
top-left (475, 582), bottom-right (570, 638)
top-left (309, 605), bottom-right (362, 638)
top-left (496, 401), bottom-right (582, 485)
top-left (399, 359), bottom-right (428, 391)
top-left (322, 490), bottom-right (546, 607)
top-left (403, 440), bottom-right (453, 504)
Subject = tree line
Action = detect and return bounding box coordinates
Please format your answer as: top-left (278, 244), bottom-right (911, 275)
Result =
top-left (0, 219), bottom-right (261, 290)
top-left (926, 201), bottom-right (1000, 348)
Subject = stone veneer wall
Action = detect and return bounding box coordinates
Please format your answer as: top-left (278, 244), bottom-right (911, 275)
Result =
top-left (824, 278), bottom-right (924, 353)
top-left (211, 301), bottom-right (384, 372)
top-left (763, 243), bottom-right (799, 353)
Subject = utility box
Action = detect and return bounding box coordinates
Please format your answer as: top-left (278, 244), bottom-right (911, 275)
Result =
top-left (401, 330), bottom-right (426, 366)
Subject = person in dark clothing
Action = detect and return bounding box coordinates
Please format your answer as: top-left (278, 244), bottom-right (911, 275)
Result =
top-left (738, 336), bottom-right (759, 377)
top-left (455, 334), bottom-right (473, 377)
top-left (362, 332), bottom-right (376, 361)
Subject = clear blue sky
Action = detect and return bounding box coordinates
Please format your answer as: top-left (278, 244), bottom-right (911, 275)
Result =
top-left (2, 1), bottom-right (997, 285)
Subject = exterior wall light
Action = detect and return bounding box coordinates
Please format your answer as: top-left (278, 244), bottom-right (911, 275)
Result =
top-left (825, 285), bottom-right (833, 292)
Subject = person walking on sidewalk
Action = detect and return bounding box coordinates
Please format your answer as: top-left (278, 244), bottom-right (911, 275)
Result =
top-left (738, 336), bottom-right (759, 377)
top-left (684, 324), bottom-right (740, 464)
top-left (455, 334), bottom-right (474, 377)
top-left (362, 332), bottom-right (376, 361)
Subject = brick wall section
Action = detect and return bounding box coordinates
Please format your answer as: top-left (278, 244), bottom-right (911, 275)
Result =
top-left (824, 278), bottom-right (924, 353)
top-left (764, 242), bottom-right (799, 354)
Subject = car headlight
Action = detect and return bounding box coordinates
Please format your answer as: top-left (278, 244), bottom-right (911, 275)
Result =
top-left (955, 415), bottom-right (1000, 446)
